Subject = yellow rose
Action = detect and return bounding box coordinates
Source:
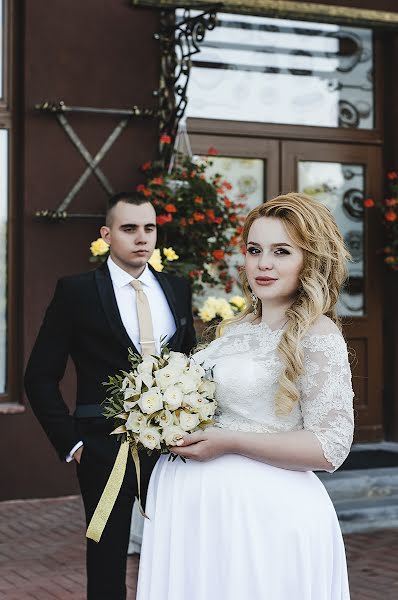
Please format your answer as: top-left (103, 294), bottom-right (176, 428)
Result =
top-left (90, 238), bottom-right (109, 257)
top-left (149, 248), bottom-right (164, 272)
top-left (198, 305), bottom-right (217, 322)
top-left (163, 247), bottom-right (179, 261)
top-left (229, 295), bottom-right (246, 311)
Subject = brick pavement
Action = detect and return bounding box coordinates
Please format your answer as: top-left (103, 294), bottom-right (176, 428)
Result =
top-left (0, 495), bottom-right (397, 599)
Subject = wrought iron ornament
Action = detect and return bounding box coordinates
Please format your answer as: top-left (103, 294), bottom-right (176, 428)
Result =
top-left (34, 101), bottom-right (156, 221)
top-left (155, 6), bottom-right (219, 164)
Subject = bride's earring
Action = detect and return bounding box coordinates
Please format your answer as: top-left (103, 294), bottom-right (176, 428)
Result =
top-left (250, 292), bottom-right (258, 315)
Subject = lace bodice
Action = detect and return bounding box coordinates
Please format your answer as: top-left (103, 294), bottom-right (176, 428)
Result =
top-left (194, 318), bottom-right (354, 471)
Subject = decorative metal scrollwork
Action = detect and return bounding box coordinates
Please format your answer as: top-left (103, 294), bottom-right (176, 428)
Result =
top-left (155, 6), bottom-right (220, 164)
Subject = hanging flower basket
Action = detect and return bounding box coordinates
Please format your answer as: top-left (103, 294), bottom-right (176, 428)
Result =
top-left (364, 171), bottom-right (398, 271)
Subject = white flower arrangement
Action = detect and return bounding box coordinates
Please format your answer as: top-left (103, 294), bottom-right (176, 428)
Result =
top-left (103, 345), bottom-right (217, 456)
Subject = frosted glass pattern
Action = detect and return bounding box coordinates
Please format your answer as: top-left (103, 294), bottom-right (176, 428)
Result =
top-left (298, 161), bottom-right (365, 317)
top-left (182, 12), bottom-right (374, 129)
top-left (195, 154), bottom-right (264, 300)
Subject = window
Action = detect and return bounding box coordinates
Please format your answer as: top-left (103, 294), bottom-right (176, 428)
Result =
top-left (0, 0), bottom-right (17, 403)
top-left (182, 12), bottom-right (374, 129)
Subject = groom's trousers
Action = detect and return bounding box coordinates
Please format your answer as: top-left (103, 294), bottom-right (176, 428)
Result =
top-left (76, 416), bottom-right (158, 600)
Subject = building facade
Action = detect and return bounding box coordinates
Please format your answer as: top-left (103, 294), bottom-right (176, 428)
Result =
top-left (1, 0), bottom-right (398, 500)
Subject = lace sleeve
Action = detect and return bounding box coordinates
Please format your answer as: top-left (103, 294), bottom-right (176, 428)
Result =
top-left (299, 330), bottom-right (354, 472)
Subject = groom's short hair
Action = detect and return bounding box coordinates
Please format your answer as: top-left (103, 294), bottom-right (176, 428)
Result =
top-left (105, 192), bottom-right (153, 226)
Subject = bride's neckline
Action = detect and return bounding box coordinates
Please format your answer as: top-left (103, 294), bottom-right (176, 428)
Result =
top-left (240, 318), bottom-right (287, 334)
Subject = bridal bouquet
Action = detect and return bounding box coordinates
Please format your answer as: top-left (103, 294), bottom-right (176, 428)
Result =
top-left (86, 345), bottom-right (217, 543)
top-left (103, 346), bottom-right (217, 454)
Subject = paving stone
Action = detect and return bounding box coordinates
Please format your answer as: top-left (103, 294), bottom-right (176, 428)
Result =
top-left (0, 495), bottom-right (397, 599)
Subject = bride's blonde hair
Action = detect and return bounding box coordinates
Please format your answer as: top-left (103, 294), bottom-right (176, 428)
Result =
top-left (217, 192), bottom-right (350, 415)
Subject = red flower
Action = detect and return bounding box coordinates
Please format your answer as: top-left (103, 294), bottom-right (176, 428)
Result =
top-left (156, 214), bottom-right (172, 225)
top-left (388, 171), bottom-right (398, 180)
top-left (152, 177), bottom-right (164, 185)
top-left (212, 249), bottom-right (225, 261)
top-left (193, 212), bottom-right (205, 222)
top-left (236, 225), bottom-right (243, 234)
top-left (160, 135), bottom-right (172, 144)
top-left (141, 161), bottom-right (152, 172)
top-left (363, 198), bottom-right (375, 208)
top-left (230, 215), bottom-right (237, 222)
top-left (224, 197), bottom-right (233, 208)
top-left (207, 147), bottom-right (218, 156)
top-left (164, 203), bottom-right (177, 213)
top-left (385, 256), bottom-right (396, 264)
top-left (136, 184), bottom-right (152, 197)
top-left (190, 171), bottom-right (197, 178)
top-left (223, 181), bottom-right (233, 190)
top-left (158, 191), bottom-right (166, 198)
top-left (386, 198), bottom-right (397, 207)
top-left (385, 210), bottom-right (397, 222)
top-left (180, 218), bottom-right (187, 226)
top-left (194, 196), bottom-right (204, 204)
top-left (214, 217), bottom-right (223, 225)
top-left (188, 218), bottom-right (194, 225)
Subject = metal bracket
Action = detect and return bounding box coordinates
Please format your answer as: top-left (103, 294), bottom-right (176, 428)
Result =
top-left (34, 101), bottom-right (157, 221)
top-left (155, 5), bottom-right (220, 164)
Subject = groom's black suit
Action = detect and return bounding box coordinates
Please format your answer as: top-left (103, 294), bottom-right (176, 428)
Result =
top-left (24, 261), bottom-right (196, 600)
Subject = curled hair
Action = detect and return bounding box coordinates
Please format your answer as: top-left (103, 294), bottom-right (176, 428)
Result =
top-left (217, 192), bottom-right (350, 415)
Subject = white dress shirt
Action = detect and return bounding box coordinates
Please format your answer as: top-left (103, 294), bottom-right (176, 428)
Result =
top-left (66, 256), bottom-right (177, 461)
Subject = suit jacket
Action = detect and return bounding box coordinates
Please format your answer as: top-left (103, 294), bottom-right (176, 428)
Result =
top-left (24, 262), bottom-right (196, 460)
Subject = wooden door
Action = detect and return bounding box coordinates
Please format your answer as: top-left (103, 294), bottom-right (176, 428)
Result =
top-left (190, 134), bottom-right (384, 442)
top-left (282, 141), bottom-right (384, 441)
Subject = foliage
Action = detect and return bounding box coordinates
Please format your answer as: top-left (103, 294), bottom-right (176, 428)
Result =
top-left (364, 171), bottom-right (398, 271)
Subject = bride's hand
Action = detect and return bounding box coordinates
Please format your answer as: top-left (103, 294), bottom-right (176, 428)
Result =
top-left (170, 428), bottom-right (234, 461)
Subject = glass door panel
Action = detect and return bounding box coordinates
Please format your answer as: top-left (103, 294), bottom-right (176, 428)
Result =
top-left (297, 161), bottom-right (365, 317)
top-left (190, 135), bottom-right (279, 299)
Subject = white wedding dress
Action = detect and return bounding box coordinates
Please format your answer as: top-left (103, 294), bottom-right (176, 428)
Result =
top-left (136, 318), bottom-right (354, 600)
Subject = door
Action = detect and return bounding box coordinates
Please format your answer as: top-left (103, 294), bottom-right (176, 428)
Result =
top-left (282, 141), bottom-right (383, 442)
top-left (190, 134), bottom-right (384, 442)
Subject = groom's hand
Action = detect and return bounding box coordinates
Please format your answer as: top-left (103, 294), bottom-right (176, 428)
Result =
top-left (73, 446), bottom-right (84, 464)
top-left (170, 429), bottom-right (234, 461)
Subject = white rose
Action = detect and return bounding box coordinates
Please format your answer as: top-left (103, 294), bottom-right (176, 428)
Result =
top-left (124, 387), bottom-right (140, 400)
top-left (163, 385), bottom-right (184, 410)
top-left (198, 379), bottom-right (216, 399)
top-left (126, 411), bottom-right (148, 433)
top-left (199, 402), bottom-right (216, 421)
top-left (137, 356), bottom-right (157, 375)
top-left (168, 351), bottom-right (188, 367)
top-left (155, 409), bottom-right (174, 428)
top-left (139, 426), bottom-right (161, 450)
top-left (183, 392), bottom-right (202, 409)
top-left (179, 410), bottom-right (200, 432)
top-left (162, 425), bottom-right (186, 446)
top-left (123, 400), bottom-right (138, 411)
top-left (187, 362), bottom-right (205, 380)
top-left (136, 372), bottom-right (155, 389)
top-left (178, 373), bottom-right (199, 394)
top-left (138, 388), bottom-right (164, 415)
top-left (155, 364), bottom-right (181, 391)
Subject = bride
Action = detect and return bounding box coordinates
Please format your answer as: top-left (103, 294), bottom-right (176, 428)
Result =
top-left (136, 192), bottom-right (354, 600)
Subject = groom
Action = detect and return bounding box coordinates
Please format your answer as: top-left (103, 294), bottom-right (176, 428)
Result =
top-left (24, 192), bottom-right (196, 600)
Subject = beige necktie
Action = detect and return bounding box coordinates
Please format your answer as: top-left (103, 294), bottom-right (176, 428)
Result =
top-left (130, 280), bottom-right (156, 356)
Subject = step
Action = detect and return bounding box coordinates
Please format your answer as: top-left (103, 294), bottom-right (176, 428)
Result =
top-left (334, 497), bottom-right (398, 534)
top-left (316, 466), bottom-right (398, 534)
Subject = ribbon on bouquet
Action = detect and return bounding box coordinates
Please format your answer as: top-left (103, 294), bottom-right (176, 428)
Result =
top-left (86, 440), bottom-right (148, 543)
